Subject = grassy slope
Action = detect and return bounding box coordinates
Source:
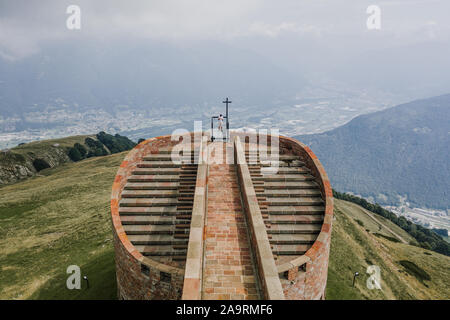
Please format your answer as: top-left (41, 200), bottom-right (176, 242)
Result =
top-left (326, 199), bottom-right (450, 300)
top-left (0, 152), bottom-right (125, 299)
top-left (11, 135), bottom-right (94, 155)
top-left (0, 152), bottom-right (448, 300)
top-left (334, 200), bottom-right (417, 245)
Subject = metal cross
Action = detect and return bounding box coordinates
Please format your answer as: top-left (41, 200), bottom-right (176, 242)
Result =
top-left (222, 97), bottom-right (231, 141)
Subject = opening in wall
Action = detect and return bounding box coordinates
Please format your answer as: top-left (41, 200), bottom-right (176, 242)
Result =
top-left (160, 271), bottom-right (171, 283)
top-left (299, 263), bottom-right (307, 272)
top-left (141, 263), bottom-right (150, 277)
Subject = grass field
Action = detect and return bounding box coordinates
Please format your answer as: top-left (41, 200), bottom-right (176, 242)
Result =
top-left (0, 152), bottom-right (124, 299)
top-left (0, 150), bottom-right (449, 300)
top-left (326, 199), bottom-right (450, 300)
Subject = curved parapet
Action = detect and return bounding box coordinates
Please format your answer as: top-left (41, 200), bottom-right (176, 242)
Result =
top-left (276, 136), bottom-right (333, 300)
top-left (111, 133), bottom-right (199, 300)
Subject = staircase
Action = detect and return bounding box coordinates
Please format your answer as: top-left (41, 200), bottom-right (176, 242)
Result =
top-left (118, 147), bottom-right (198, 268)
top-left (202, 142), bottom-right (262, 300)
top-left (244, 145), bottom-right (325, 266)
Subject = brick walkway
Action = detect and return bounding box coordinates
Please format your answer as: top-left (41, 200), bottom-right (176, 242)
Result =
top-left (202, 143), bottom-right (261, 300)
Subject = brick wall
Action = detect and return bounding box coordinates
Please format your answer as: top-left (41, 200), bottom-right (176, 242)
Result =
top-left (111, 133), bottom-right (198, 300)
top-left (278, 136), bottom-right (334, 300)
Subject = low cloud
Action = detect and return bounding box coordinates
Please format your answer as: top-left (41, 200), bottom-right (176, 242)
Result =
top-left (0, 0), bottom-right (449, 60)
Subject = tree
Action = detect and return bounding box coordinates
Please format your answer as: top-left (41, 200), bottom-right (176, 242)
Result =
top-left (68, 147), bottom-right (82, 162)
top-left (74, 143), bottom-right (87, 158)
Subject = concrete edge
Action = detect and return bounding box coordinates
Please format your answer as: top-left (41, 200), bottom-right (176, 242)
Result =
top-left (181, 136), bottom-right (208, 300)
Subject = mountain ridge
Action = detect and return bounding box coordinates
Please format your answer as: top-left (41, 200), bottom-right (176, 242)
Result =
top-left (297, 93), bottom-right (450, 209)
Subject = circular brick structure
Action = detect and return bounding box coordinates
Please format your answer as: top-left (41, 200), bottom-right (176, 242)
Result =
top-left (275, 136), bottom-right (333, 300)
top-left (111, 132), bottom-right (333, 300)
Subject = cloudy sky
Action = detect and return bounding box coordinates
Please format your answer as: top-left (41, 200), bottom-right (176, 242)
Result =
top-left (0, 0), bottom-right (449, 60)
top-left (0, 0), bottom-right (449, 147)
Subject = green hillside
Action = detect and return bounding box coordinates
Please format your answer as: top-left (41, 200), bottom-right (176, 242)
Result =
top-left (0, 147), bottom-right (448, 300)
top-left (0, 132), bottom-right (136, 187)
top-left (327, 199), bottom-right (450, 300)
top-left (11, 135), bottom-right (93, 155)
top-left (0, 152), bottom-right (125, 299)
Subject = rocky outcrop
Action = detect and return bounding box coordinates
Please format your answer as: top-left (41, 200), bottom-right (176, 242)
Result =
top-left (0, 146), bottom-right (71, 185)
top-left (0, 133), bottom-right (136, 186)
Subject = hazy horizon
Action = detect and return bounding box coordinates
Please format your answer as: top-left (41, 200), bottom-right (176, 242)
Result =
top-left (0, 0), bottom-right (449, 147)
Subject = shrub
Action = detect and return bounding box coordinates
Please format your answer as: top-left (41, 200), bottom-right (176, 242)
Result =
top-left (399, 260), bottom-right (431, 282)
top-left (96, 131), bottom-right (136, 154)
top-left (373, 233), bottom-right (400, 243)
top-left (68, 147), bottom-right (82, 162)
top-left (85, 137), bottom-right (108, 157)
top-left (33, 159), bottom-right (51, 172)
top-left (74, 143), bottom-right (87, 158)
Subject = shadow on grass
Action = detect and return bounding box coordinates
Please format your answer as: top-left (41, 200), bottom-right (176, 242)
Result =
top-left (30, 250), bottom-right (117, 300)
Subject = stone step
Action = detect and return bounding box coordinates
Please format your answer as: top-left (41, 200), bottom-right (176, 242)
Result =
top-left (257, 160), bottom-right (305, 167)
top-left (249, 167), bottom-right (310, 175)
top-left (135, 246), bottom-right (188, 256)
top-left (136, 161), bottom-right (181, 168)
top-left (263, 181), bottom-right (319, 189)
top-left (124, 182), bottom-right (179, 190)
top-left (267, 215), bottom-right (324, 224)
top-left (267, 224), bottom-right (322, 234)
top-left (123, 225), bottom-right (176, 235)
top-left (121, 190), bottom-right (179, 198)
top-left (257, 189), bottom-right (321, 197)
top-left (247, 155), bottom-right (301, 161)
top-left (120, 216), bottom-right (190, 225)
top-left (266, 197), bottom-right (324, 206)
top-left (119, 207), bottom-right (186, 215)
top-left (131, 168), bottom-right (189, 175)
top-left (156, 149), bottom-right (198, 155)
top-left (265, 205), bottom-right (324, 214)
top-left (269, 234), bottom-right (317, 245)
top-left (128, 234), bottom-right (189, 245)
top-left (143, 154), bottom-right (196, 161)
top-left (252, 174), bottom-right (315, 182)
top-left (179, 175), bottom-right (198, 179)
top-left (271, 244), bottom-right (310, 256)
top-left (127, 175), bottom-right (181, 182)
top-left (244, 147), bottom-right (273, 152)
top-left (119, 198), bottom-right (187, 207)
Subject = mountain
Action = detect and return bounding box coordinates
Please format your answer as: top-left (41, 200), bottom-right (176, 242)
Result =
top-left (297, 94), bottom-right (450, 209)
top-left (0, 143), bottom-right (448, 299)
